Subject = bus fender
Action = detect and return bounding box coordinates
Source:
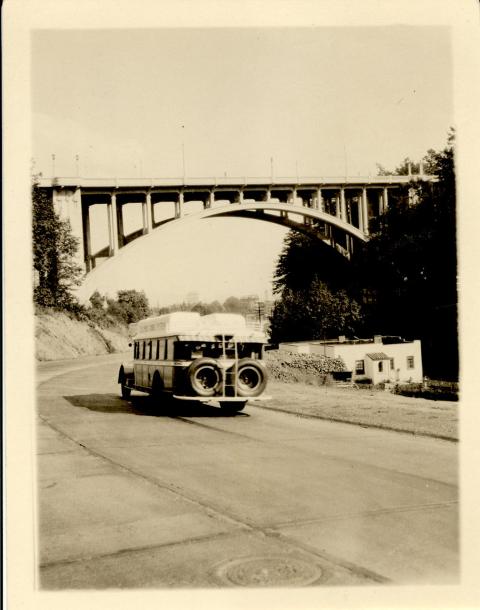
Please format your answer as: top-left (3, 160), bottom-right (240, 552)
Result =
top-left (118, 363), bottom-right (134, 383)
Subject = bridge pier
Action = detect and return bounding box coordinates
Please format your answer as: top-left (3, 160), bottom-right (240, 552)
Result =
top-left (382, 187), bottom-right (389, 214)
top-left (81, 200), bottom-right (92, 272)
top-left (143, 191), bottom-right (153, 234)
top-left (340, 188), bottom-right (347, 223)
top-left (175, 191), bottom-right (184, 219)
top-left (108, 193), bottom-right (118, 255)
top-left (361, 188), bottom-right (369, 235)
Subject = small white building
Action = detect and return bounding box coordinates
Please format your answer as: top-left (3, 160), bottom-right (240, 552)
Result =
top-left (278, 336), bottom-right (423, 384)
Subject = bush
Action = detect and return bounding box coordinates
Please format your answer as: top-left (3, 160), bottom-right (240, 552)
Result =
top-left (393, 383), bottom-right (458, 401)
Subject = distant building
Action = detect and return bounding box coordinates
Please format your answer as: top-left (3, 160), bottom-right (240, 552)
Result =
top-left (278, 335), bottom-right (423, 384)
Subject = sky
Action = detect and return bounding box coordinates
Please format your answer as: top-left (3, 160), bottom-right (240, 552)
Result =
top-left (31, 26), bottom-right (453, 305)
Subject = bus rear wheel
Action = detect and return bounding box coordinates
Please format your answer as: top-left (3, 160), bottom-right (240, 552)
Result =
top-left (150, 374), bottom-right (164, 405)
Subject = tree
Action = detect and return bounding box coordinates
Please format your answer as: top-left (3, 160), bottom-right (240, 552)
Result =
top-left (107, 289), bottom-right (150, 324)
top-left (270, 279), bottom-right (362, 344)
top-left (355, 130), bottom-right (457, 379)
top-left (32, 181), bottom-right (82, 309)
top-left (273, 232), bottom-right (353, 295)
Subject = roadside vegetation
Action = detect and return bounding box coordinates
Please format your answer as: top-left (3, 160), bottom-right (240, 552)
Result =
top-left (262, 380), bottom-right (458, 441)
top-left (269, 130), bottom-right (457, 382)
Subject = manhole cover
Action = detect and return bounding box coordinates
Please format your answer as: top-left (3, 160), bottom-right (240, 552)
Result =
top-left (216, 555), bottom-right (323, 587)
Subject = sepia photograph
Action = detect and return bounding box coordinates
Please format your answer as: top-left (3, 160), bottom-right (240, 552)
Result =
top-left (4, 1), bottom-right (480, 608)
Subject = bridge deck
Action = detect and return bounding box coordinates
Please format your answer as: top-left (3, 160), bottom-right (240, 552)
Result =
top-left (39, 174), bottom-right (436, 190)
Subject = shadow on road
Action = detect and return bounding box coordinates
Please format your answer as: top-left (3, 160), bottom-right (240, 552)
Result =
top-left (63, 393), bottom-right (249, 418)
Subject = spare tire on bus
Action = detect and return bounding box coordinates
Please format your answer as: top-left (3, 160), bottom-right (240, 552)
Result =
top-left (236, 358), bottom-right (267, 397)
top-left (187, 358), bottom-right (223, 397)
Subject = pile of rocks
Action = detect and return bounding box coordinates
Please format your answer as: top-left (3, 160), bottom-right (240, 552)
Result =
top-left (265, 350), bottom-right (345, 385)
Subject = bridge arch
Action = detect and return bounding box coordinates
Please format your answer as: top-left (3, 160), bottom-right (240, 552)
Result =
top-left (75, 201), bottom-right (366, 303)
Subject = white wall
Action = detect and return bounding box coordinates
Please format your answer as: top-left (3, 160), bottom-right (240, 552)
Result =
top-left (330, 340), bottom-right (423, 383)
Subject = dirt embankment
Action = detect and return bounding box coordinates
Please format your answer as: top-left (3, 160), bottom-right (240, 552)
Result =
top-left (35, 311), bottom-right (130, 361)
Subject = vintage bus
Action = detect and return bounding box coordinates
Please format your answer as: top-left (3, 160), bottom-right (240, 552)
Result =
top-left (118, 311), bottom-right (269, 412)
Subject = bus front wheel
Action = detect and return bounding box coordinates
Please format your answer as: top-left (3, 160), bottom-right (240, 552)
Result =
top-left (119, 369), bottom-right (132, 399)
top-left (121, 383), bottom-right (132, 399)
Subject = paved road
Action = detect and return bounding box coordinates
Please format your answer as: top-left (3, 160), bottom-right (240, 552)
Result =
top-left (37, 354), bottom-right (459, 589)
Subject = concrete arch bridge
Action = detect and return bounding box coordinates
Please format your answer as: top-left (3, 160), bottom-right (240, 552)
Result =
top-left (39, 173), bottom-right (436, 274)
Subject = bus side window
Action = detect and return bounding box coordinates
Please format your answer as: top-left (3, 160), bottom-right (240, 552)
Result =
top-left (148, 340), bottom-right (152, 360)
top-left (142, 341), bottom-right (146, 360)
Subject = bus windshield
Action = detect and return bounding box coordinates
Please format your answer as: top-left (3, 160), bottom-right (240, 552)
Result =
top-left (173, 341), bottom-right (263, 361)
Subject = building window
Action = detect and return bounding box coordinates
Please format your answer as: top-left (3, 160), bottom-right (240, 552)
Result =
top-left (378, 361), bottom-right (383, 373)
top-left (390, 358), bottom-right (395, 370)
top-left (355, 360), bottom-right (365, 374)
top-left (407, 356), bottom-right (415, 369)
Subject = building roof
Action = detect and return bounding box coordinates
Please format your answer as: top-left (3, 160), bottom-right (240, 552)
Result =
top-left (366, 352), bottom-right (390, 361)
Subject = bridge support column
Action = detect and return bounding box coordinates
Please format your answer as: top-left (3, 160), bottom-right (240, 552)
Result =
top-left (316, 188), bottom-right (323, 212)
top-left (238, 189), bottom-right (244, 203)
top-left (361, 188), bottom-right (369, 235)
top-left (143, 191), bottom-right (153, 234)
top-left (207, 191), bottom-right (214, 209)
top-left (340, 188), bottom-right (347, 222)
top-left (107, 194), bottom-right (117, 255)
top-left (335, 191), bottom-right (341, 219)
top-left (382, 187), bottom-right (389, 213)
top-left (81, 200), bottom-right (92, 272)
top-left (116, 198), bottom-right (125, 247)
top-left (176, 191), bottom-right (184, 219)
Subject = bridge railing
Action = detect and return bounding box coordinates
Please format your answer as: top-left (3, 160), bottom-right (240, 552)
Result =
top-left (38, 174), bottom-right (437, 189)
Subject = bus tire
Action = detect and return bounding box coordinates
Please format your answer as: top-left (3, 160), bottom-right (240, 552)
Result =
top-left (220, 401), bottom-right (246, 413)
top-left (236, 359), bottom-right (267, 397)
top-left (187, 358), bottom-right (222, 397)
top-left (119, 368), bottom-right (132, 399)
